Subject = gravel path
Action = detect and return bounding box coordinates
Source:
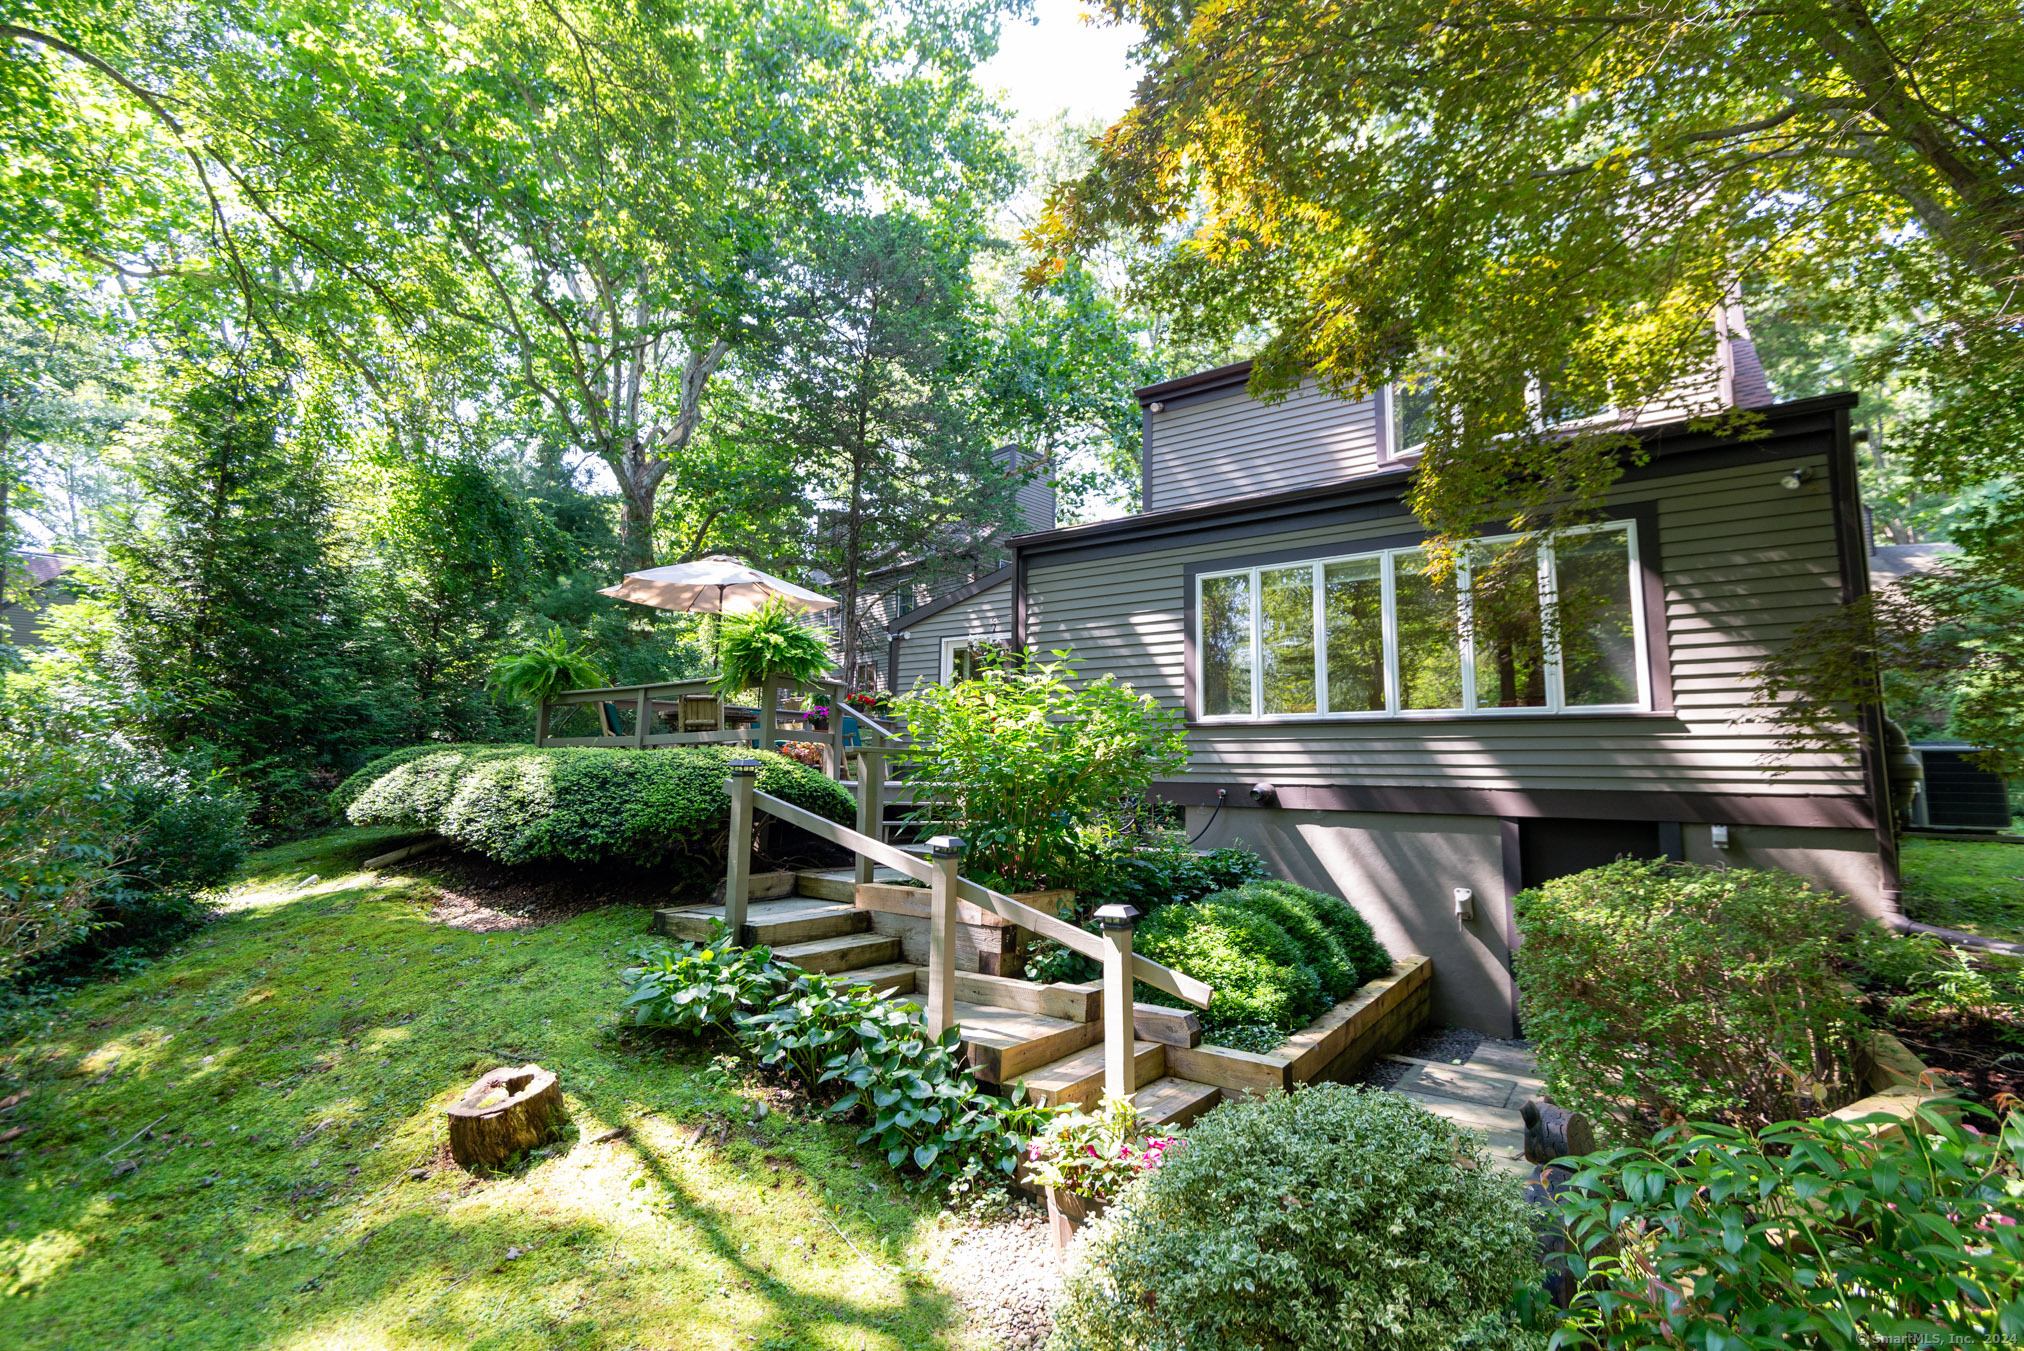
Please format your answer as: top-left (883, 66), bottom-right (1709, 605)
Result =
top-left (1354, 1025), bottom-right (1487, 1088)
top-left (936, 1203), bottom-right (1065, 1349)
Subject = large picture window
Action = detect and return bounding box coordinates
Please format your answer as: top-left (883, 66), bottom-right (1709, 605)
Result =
top-left (1193, 523), bottom-right (1649, 720)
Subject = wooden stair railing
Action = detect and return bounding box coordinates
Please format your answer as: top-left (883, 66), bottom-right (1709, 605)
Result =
top-left (723, 757), bottom-right (1212, 1101)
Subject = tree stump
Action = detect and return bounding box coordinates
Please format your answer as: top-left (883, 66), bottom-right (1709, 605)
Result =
top-left (1519, 1098), bottom-right (1601, 1309)
top-left (447, 1065), bottom-right (564, 1170)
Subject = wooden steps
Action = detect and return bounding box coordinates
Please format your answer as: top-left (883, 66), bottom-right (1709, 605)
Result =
top-left (953, 1003), bottom-right (1102, 1084)
top-left (1012, 1039), bottom-right (1166, 1111)
top-left (1132, 1076), bottom-right (1222, 1129)
top-left (827, 962), bottom-right (918, 996)
top-left (775, 932), bottom-right (902, 975)
top-left (653, 898), bottom-right (865, 947)
top-left (793, 865), bottom-right (905, 902)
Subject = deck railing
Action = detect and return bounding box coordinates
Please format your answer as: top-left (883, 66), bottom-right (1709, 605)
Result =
top-left (536, 675), bottom-right (904, 779)
top-left (725, 753), bottom-right (1212, 1100)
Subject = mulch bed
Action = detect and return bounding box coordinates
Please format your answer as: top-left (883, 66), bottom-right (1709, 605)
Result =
top-left (1868, 1000), bottom-right (2024, 1109)
top-left (398, 851), bottom-right (686, 931)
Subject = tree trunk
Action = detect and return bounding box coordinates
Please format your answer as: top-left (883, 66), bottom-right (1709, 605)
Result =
top-left (446, 1064), bottom-right (565, 1170)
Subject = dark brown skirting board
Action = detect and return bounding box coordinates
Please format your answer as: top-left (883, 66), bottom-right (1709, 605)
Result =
top-left (1154, 781), bottom-right (1875, 830)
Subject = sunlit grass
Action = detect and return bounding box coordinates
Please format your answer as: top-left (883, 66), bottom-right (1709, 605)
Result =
top-left (0, 828), bottom-right (975, 1349)
top-left (1901, 837), bottom-right (2024, 944)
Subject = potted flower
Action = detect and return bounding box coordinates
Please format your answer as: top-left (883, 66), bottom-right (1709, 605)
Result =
top-left (806, 704), bottom-right (831, 731)
top-left (1026, 1095), bottom-right (1178, 1256)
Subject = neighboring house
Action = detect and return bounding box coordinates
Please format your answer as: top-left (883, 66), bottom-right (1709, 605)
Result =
top-left (898, 329), bottom-right (1897, 1036)
top-left (870, 445), bottom-right (1053, 692)
top-left (2, 551), bottom-right (82, 647)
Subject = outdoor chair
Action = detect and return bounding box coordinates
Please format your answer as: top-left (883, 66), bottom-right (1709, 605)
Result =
top-left (598, 701), bottom-right (625, 738)
top-left (679, 693), bottom-right (722, 733)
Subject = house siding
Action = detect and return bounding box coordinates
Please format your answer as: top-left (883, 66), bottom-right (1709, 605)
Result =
top-left (888, 578), bottom-right (1012, 692)
top-left (1025, 455), bottom-right (1859, 801)
top-left (1146, 379), bottom-right (1383, 513)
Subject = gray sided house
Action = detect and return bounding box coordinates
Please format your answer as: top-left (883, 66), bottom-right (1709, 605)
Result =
top-left (893, 350), bottom-right (1895, 1037)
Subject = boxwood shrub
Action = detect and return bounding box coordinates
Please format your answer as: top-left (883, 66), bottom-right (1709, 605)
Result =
top-left (1514, 859), bottom-right (1864, 1138)
top-left (332, 744), bottom-right (854, 868)
top-left (1132, 881), bottom-right (1394, 1048)
top-left (1048, 1084), bottom-right (1539, 1351)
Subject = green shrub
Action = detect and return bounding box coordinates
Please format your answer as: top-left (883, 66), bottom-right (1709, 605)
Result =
top-left (1248, 879), bottom-right (1393, 987)
top-left (1048, 1084), bottom-right (1539, 1351)
top-left (1554, 1104), bottom-right (2024, 1348)
top-left (894, 654), bottom-right (1186, 890)
top-left (1133, 894), bottom-right (1324, 1037)
top-left (1216, 882), bottom-right (1363, 1001)
top-left (1073, 837), bottom-right (1271, 917)
top-left (334, 743), bottom-right (853, 868)
top-left (1515, 860), bottom-right (1863, 1137)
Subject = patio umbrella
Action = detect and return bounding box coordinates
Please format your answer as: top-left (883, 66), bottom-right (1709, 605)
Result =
top-left (596, 556), bottom-right (838, 615)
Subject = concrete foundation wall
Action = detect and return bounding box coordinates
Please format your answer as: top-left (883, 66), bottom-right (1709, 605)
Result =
top-left (1187, 805), bottom-right (1517, 1036)
top-left (1188, 805), bottom-right (1889, 1037)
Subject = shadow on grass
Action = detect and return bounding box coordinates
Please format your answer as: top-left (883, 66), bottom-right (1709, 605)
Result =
top-left (0, 831), bottom-right (966, 1351)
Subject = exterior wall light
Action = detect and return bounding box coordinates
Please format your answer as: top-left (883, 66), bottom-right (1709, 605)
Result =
top-left (1780, 467), bottom-right (1811, 490)
top-left (1453, 887), bottom-right (1476, 921)
top-left (1249, 781), bottom-right (1278, 806)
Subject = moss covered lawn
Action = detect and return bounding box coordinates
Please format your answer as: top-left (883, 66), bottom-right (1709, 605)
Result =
top-left (0, 828), bottom-right (979, 1350)
top-left (1901, 836), bottom-right (2024, 944)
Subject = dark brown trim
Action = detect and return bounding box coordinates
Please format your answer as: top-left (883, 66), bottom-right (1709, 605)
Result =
top-left (1139, 407), bottom-right (1153, 515)
top-left (1156, 780), bottom-right (1878, 830)
top-left (885, 565), bottom-right (1011, 636)
top-left (1137, 359), bottom-right (1254, 407)
top-left (1498, 818), bottom-right (1524, 1029)
top-left (886, 632), bottom-right (904, 693)
top-left (1175, 503), bottom-right (1671, 721)
top-left (1826, 401), bottom-right (1902, 900)
top-left (1012, 546), bottom-right (1028, 655)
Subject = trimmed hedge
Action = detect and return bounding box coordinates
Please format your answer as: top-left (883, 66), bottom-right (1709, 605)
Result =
top-left (333, 744), bottom-right (855, 868)
top-left (1133, 881), bottom-right (1393, 1043)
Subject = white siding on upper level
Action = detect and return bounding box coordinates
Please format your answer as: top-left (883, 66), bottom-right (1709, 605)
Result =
top-left (1146, 379), bottom-right (1382, 513)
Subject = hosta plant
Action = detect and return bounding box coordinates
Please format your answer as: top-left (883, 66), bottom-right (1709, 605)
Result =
top-left (620, 929), bottom-right (792, 1033)
top-left (822, 1023), bottom-right (1050, 1180)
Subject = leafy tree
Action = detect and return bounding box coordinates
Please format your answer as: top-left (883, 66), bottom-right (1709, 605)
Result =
top-left (1034, 0), bottom-right (2024, 554)
top-left (347, 450), bottom-right (536, 746)
top-left (978, 263), bottom-right (1157, 517)
top-left (751, 212), bottom-right (1021, 686)
top-left (83, 358), bottom-right (380, 823)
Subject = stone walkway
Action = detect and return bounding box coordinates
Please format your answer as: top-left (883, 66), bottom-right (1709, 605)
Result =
top-left (1385, 1037), bottom-right (1543, 1175)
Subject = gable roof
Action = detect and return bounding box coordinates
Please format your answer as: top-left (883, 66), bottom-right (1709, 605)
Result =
top-left (886, 565), bottom-right (1011, 636)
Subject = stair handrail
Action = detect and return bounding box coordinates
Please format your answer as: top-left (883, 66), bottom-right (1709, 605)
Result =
top-left (723, 766), bottom-right (1212, 1103)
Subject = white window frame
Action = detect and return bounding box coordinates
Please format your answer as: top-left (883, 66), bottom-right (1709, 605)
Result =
top-left (1193, 520), bottom-right (1649, 723)
top-left (941, 632), bottom-right (1011, 684)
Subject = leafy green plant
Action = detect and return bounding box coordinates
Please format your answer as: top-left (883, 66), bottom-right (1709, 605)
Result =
top-left (1132, 893), bottom-right (1325, 1039)
top-left (894, 653), bottom-right (1186, 891)
top-left (1047, 1084), bottom-right (1539, 1351)
top-left (1246, 879), bottom-right (1393, 988)
top-left (1552, 1104), bottom-right (2024, 1348)
top-left (487, 626), bottom-right (608, 706)
top-left (1025, 1095), bottom-right (1176, 1204)
top-left (714, 597), bottom-right (832, 698)
top-left (333, 743), bottom-right (853, 871)
top-left (748, 975), bottom-right (909, 1090)
top-left (1515, 860), bottom-right (1864, 1138)
top-left (615, 933), bottom-right (1056, 1190)
top-left (823, 1023), bottom-right (1047, 1181)
top-left (1073, 836), bottom-right (1270, 917)
top-left (621, 931), bottom-right (792, 1034)
top-left (1852, 924), bottom-right (2024, 1025)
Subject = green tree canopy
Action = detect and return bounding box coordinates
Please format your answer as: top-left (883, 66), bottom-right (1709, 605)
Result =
top-left (1035, 0), bottom-right (2024, 552)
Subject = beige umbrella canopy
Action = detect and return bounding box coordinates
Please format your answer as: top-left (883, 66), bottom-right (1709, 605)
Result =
top-left (597, 556), bottom-right (838, 615)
